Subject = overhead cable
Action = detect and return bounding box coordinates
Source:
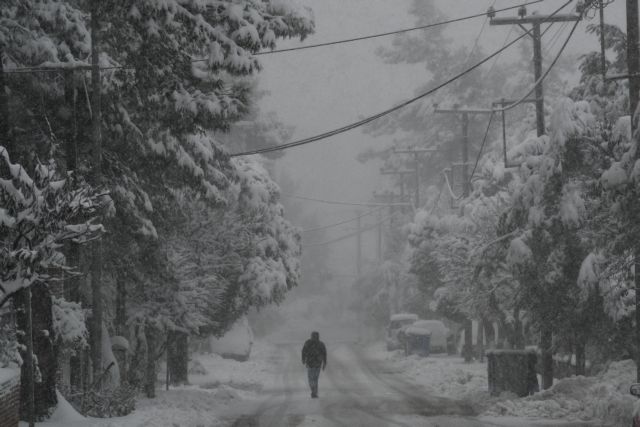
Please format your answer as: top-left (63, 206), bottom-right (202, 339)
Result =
top-left (467, 111), bottom-right (496, 187)
top-left (303, 212), bottom-right (398, 248)
top-left (229, 0), bottom-right (574, 158)
top-left (282, 193), bottom-right (410, 207)
top-left (221, 0), bottom-right (544, 58)
top-left (302, 206), bottom-right (386, 232)
top-left (443, 170), bottom-right (462, 200)
top-left (4, 1), bottom-right (544, 74)
top-left (229, 27), bottom-right (536, 157)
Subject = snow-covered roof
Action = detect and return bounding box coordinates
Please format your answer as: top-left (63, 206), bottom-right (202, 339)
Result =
top-left (405, 326), bottom-right (431, 336)
top-left (390, 313), bottom-right (418, 322)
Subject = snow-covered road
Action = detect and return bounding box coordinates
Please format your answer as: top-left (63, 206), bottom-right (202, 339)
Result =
top-left (226, 343), bottom-right (508, 427)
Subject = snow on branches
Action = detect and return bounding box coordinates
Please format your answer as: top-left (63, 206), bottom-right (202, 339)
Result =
top-left (0, 147), bottom-right (103, 308)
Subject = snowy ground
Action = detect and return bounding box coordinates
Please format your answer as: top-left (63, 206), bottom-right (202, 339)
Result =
top-left (367, 341), bottom-right (637, 426)
top-left (19, 339), bottom-right (638, 427)
top-left (20, 341), bottom-right (280, 427)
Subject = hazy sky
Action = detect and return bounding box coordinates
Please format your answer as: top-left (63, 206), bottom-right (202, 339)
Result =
top-left (256, 0), bottom-right (630, 278)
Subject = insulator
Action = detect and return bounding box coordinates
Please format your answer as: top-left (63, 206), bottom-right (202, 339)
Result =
top-left (487, 6), bottom-right (496, 19)
top-left (518, 6), bottom-right (527, 18)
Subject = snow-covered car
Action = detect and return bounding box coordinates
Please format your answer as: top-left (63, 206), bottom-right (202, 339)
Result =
top-left (631, 383), bottom-right (640, 426)
top-left (404, 319), bottom-right (450, 353)
top-left (208, 316), bottom-right (254, 361)
top-left (385, 313), bottom-right (418, 351)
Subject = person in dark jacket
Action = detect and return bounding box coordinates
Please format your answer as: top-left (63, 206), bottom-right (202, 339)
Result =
top-left (301, 331), bottom-right (327, 398)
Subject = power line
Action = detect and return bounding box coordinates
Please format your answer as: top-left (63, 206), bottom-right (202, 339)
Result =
top-left (199, 0), bottom-right (544, 59)
top-left (303, 212), bottom-right (397, 248)
top-left (302, 206), bottom-right (385, 232)
top-left (230, 26), bottom-right (537, 158)
top-left (232, 0), bottom-right (574, 158)
top-left (282, 193), bottom-right (411, 207)
top-left (467, 112), bottom-right (496, 187)
top-left (3, 1), bottom-right (544, 75)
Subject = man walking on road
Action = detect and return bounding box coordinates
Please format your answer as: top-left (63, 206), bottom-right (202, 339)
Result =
top-left (301, 331), bottom-right (327, 398)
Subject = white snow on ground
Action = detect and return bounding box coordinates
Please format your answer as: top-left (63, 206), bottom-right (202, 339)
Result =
top-left (485, 360), bottom-right (637, 426)
top-left (20, 341), bottom-right (278, 427)
top-left (367, 341), bottom-right (638, 426)
top-left (367, 341), bottom-right (489, 408)
top-left (0, 366), bottom-right (19, 384)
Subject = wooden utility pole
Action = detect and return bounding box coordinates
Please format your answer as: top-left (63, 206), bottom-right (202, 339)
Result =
top-left (624, 0), bottom-right (640, 383)
top-left (380, 168), bottom-right (416, 212)
top-left (491, 9), bottom-right (580, 390)
top-left (492, 99), bottom-right (537, 167)
top-left (372, 190), bottom-right (403, 229)
top-left (356, 210), bottom-right (362, 277)
top-left (377, 209), bottom-right (383, 262)
top-left (392, 147), bottom-right (440, 208)
top-left (435, 106), bottom-right (493, 363)
top-left (90, 0), bottom-right (104, 386)
top-left (1, 48), bottom-right (35, 427)
top-left (490, 12), bottom-right (580, 138)
top-left (0, 47), bottom-right (12, 155)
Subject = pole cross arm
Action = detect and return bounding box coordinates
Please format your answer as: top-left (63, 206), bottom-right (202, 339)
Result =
top-left (489, 14), bottom-right (580, 25)
top-left (492, 98), bottom-right (538, 106)
top-left (380, 169), bottom-right (417, 175)
top-left (434, 107), bottom-right (494, 114)
top-left (393, 147), bottom-right (441, 154)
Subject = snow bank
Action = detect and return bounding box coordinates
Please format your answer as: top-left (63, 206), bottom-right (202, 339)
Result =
top-left (0, 366), bottom-right (19, 384)
top-left (367, 341), bottom-right (489, 409)
top-left (48, 390), bottom-right (85, 423)
top-left (208, 316), bottom-right (253, 361)
top-left (485, 359), bottom-right (637, 425)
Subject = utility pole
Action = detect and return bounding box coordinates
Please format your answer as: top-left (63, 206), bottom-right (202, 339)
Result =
top-left (0, 47), bottom-right (35, 427)
top-left (380, 168), bottom-right (416, 212)
top-left (491, 8), bottom-right (580, 390)
top-left (377, 209), bottom-right (383, 262)
top-left (392, 147), bottom-right (440, 208)
top-left (372, 190), bottom-right (403, 229)
top-left (435, 107), bottom-right (494, 198)
top-left (435, 106), bottom-right (493, 363)
top-left (625, 0), bottom-right (640, 383)
top-left (490, 11), bottom-right (580, 137)
top-left (356, 210), bottom-right (362, 278)
top-left (90, 0), bottom-right (104, 386)
top-left (492, 99), bottom-right (537, 167)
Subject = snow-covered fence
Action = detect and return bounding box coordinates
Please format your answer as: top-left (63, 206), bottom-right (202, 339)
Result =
top-left (0, 368), bottom-right (20, 427)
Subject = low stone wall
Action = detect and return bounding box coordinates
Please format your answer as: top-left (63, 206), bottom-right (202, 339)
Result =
top-left (0, 368), bottom-right (21, 427)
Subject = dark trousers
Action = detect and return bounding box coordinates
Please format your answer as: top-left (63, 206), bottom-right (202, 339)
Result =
top-left (307, 367), bottom-right (321, 395)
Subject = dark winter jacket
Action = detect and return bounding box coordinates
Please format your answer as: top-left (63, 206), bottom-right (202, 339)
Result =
top-left (302, 337), bottom-right (327, 369)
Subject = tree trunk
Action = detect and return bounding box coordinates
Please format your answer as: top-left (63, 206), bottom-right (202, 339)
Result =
top-left (16, 284), bottom-right (57, 421)
top-left (541, 324), bottom-right (553, 390)
top-left (115, 276), bottom-right (127, 336)
top-left (575, 337), bottom-right (586, 376)
top-left (167, 331), bottom-right (189, 386)
top-left (89, 0), bottom-right (104, 387)
top-left (0, 46), bottom-right (14, 156)
top-left (463, 318), bottom-right (473, 362)
top-left (144, 325), bottom-right (157, 398)
top-left (477, 319), bottom-right (485, 362)
top-left (513, 307), bottom-right (525, 350)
